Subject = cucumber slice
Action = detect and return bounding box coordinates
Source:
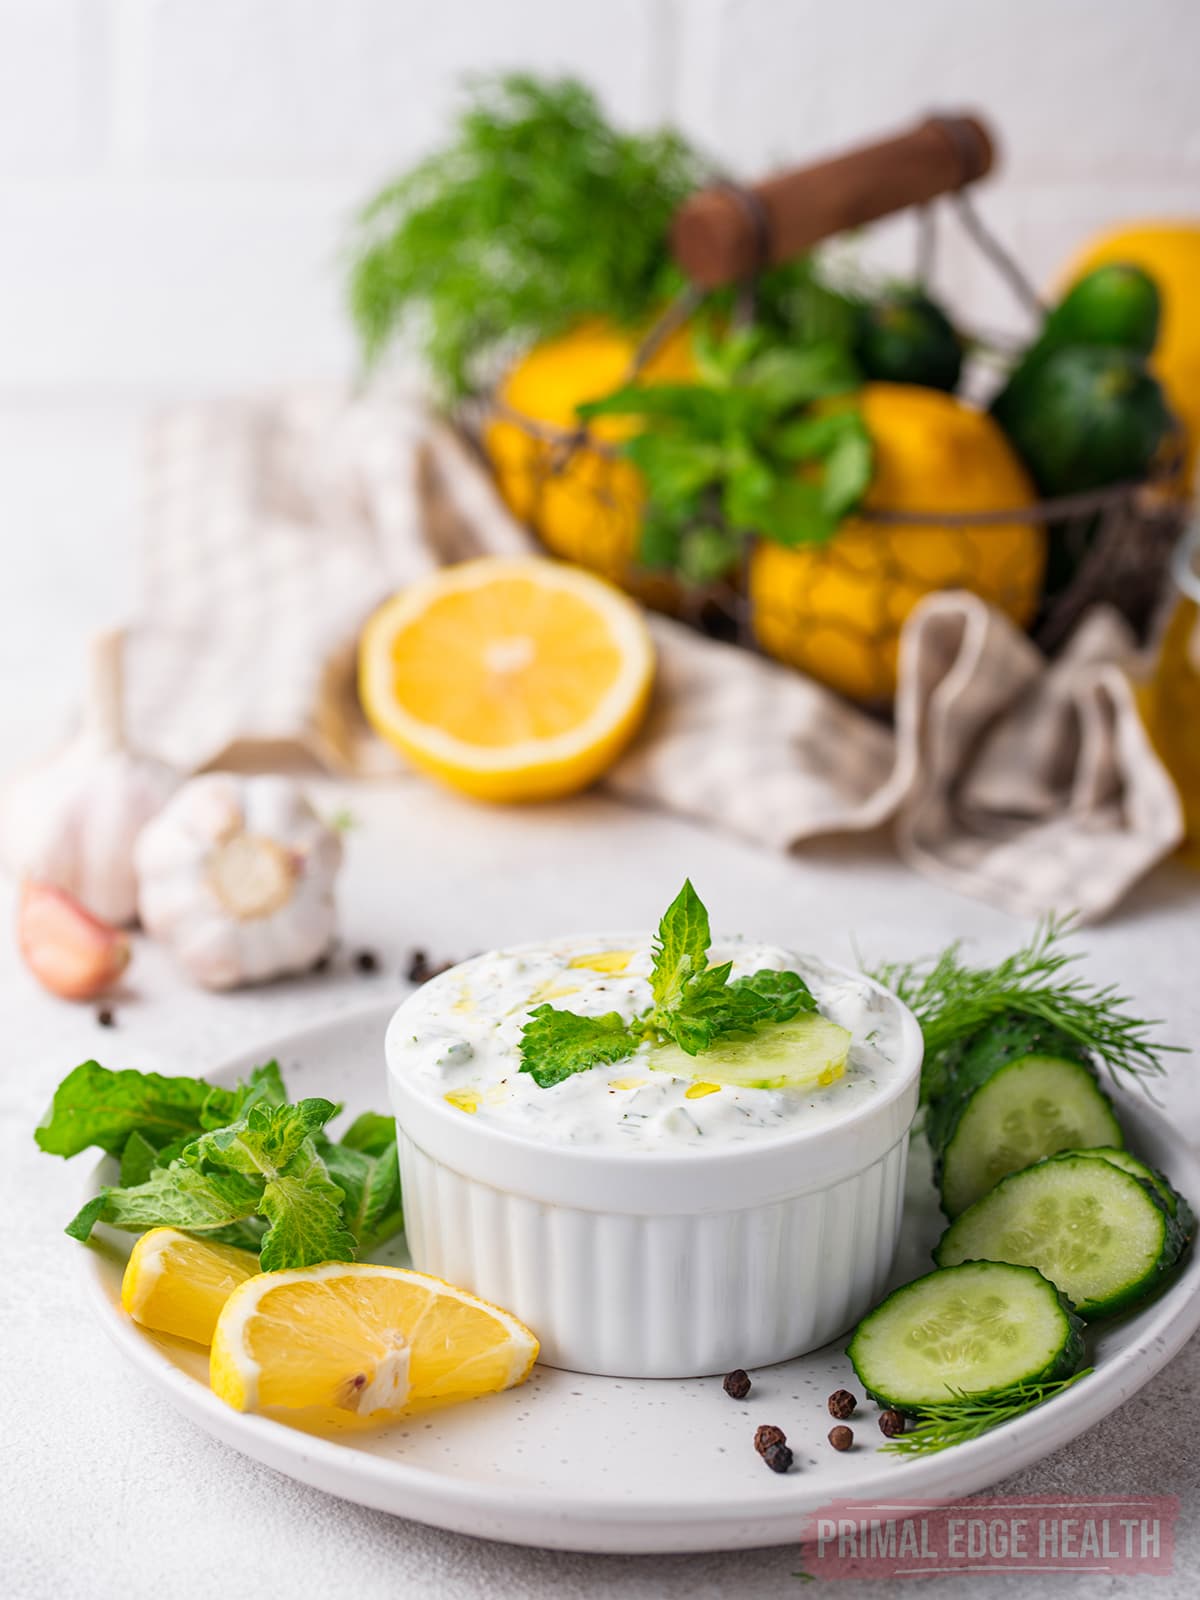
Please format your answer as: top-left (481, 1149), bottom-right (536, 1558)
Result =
top-left (935, 1153), bottom-right (1187, 1319)
top-left (1073, 1148), bottom-right (1196, 1240)
top-left (847, 1260), bottom-right (1084, 1410)
top-left (926, 1015), bottom-right (1095, 1154)
top-left (932, 1039), bottom-right (1122, 1217)
top-left (647, 1013), bottom-right (851, 1091)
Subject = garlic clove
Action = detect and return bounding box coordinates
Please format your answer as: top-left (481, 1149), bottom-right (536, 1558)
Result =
top-left (18, 880), bottom-right (132, 1000)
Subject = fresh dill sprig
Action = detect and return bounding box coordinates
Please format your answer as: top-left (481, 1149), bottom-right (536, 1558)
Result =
top-left (882, 1370), bottom-right (1093, 1457)
top-left (348, 74), bottom-right (706, 397)
top-left (871, 915), bottom-right (1181, 1101)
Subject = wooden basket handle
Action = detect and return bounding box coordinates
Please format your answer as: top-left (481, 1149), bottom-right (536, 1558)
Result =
top-left (671, 113), bottom-right (995, 288)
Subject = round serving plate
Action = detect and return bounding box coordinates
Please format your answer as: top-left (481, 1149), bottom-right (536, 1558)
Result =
top-left (79, 1001), bottom-right (1200, 1555)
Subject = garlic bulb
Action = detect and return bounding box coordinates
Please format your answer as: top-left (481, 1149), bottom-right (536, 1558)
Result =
top-left (135, 774), bottom-right (342, 989)
top-left (0, 632), bottom-right (179, 924)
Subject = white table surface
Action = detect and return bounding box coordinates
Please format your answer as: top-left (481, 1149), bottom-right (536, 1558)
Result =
top-left (3, 400), bottom-right (1199, 1598)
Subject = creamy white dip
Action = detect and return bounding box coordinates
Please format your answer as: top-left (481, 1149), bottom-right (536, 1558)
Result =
top-left (388, 935), bottom-right (904, 1151)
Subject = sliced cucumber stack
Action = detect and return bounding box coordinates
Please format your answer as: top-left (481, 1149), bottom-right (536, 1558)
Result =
top-left (927, 1017), bottom-right (1123, 1217)
top-left (647, 1012), bottom-right (852, 1091)
top-left (848, 1260), bottom-right (1084, 1410)
top-left (935, 1153), bottom-right (1188, 1319)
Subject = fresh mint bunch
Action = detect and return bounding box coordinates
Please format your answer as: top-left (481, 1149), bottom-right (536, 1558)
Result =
top-left (518, 881), bottom-right (815, 1088)
top-left (37, 1061), bottom-right (403, 1270)
top-left (577, 326), bottom-right (871, 582)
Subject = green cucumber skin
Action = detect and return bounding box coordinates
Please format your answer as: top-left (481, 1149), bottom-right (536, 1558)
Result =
top-left (934, 1153), bottom-right (1189, 1321)
top-left (926, 1015), bottom-right (1099, 1158)
top-left (847, 1261), bottom-right (1085, 1412)
top-left (926, 1016), bottom-right (1122, 1217)
top-left (933, 1056), bottom-right (1123, 1218)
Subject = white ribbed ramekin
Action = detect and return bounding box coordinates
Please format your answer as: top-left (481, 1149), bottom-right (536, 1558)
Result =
top-left (386, 960), bottom-right (922, 1379)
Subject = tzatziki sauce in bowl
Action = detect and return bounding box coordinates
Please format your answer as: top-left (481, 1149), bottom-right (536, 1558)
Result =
top-left (387, 933), bottom-right (922, 1377)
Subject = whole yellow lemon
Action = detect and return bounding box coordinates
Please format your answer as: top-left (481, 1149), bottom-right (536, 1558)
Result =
top-left (749, 384), bottom-right (1045, 702)
top-left (484, 319), bottom-right (694, 606)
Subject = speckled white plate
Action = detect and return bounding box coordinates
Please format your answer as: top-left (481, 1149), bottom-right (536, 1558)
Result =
top-left (79, 1002), bottom-right (1200, 1554)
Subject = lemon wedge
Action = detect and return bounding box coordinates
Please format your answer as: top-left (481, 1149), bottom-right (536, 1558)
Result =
top-left (209, 1263), bottom-right (539, 1417)
top-left (358, 557), bottom-right (654, 802)
top-left (121, 1227), bottom-right (258, 1346)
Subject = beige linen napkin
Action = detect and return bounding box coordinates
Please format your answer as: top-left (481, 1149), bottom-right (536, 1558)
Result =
top-left (122, 384), bottom-right (1184, 921)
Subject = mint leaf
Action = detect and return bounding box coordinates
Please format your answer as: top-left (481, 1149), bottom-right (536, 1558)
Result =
top-left (650, 878), bottom-right (711, 1012)
top-left (184, 1099), bottom-right (338, 1178)
top-left (320, 1137), bottom-right (403, 1252)
top-left (740, 343), bottom-right (858, 413)
top-left (67, 1165), bottom-right (263, 1243)
top-left (654, 961), bottom-right (739, 1054)
top-left (199, 1059), bottom-right (289, 1129)
top-left (338, 1111), bottom-right (396, 1157)
top-left (818, 414), bottom-right (873, 519)
top-left (119, 1129), bottom-right (160, 1187)
top-left (519, 1006), bottom-right (638, 1088)
top-left (729, 968), bottom-right (817, 1020)
top-left (64, 1194), bottom-right (106, 1243)
top-left (36, 1062), bottom-right (221, 1158)
top-left (259, 1142), bottom-right (355, 1271)
top-left (746, 477), bottom-right (833, 545)
top-left (661, 966), bottom-right (818, 1055)
top-left (36, 1059), bottom-right (293, 1160)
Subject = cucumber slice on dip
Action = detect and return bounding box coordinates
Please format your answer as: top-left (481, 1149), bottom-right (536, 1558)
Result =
top-left (648, 1013), bottom-right (852, 1091)
top-left (848, 1260), bottom-right (1084, 1410)
top-left (935, 1152), bottom-right (1188, 1319)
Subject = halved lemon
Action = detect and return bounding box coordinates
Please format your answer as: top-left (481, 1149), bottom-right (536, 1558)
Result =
top-left (358, 557), bottom-right (655, 801)
top-left (121, 1227), bottom-right (258, 1346)
top-left (209, 1262), bottom-right (539, 1417)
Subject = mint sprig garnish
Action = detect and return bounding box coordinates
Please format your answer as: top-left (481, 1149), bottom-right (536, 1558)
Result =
top-left (519, 881), bottom-right (816, 1088)
top-left (38, 1060), bottom-right (404, 1269)
top-left (519, 1009), bottom-right (642, 1090)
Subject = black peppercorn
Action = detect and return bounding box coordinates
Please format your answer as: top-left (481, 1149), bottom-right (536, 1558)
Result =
top-left (353, 949), bottom-right (380, 974)
top-left (723, 1368), bottom-right (752, 1400)
top-left (879, 1409), bottom-right (906, 1438)
top-left (828, 1425), bottom-right (854, 1452)
top-left (96, 1006), bottom-right (116, 1027)
top-left (761, 1440), bottom-right (793, 1474)
top-left (827, 1388), bottom-right (857, 1420)
top-left (754, 1424), bottom-right (786, 1455)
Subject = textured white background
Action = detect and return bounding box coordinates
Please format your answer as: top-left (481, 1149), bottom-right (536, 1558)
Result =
top-left (1, 0), bottom-right (1198, 395)
top-left (1, 3), bottom-right (1199, 1595)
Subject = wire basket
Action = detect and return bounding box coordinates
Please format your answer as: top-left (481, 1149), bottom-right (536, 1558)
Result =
top-left (460, 114), bottom-right (1189, 701)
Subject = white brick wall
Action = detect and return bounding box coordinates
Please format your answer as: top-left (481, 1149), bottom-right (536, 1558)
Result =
top-left (0, 0), bottom-right (1197, 396)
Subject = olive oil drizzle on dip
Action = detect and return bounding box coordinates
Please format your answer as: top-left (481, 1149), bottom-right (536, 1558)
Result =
top-left (393, 937), bottom-right (901, 1151)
